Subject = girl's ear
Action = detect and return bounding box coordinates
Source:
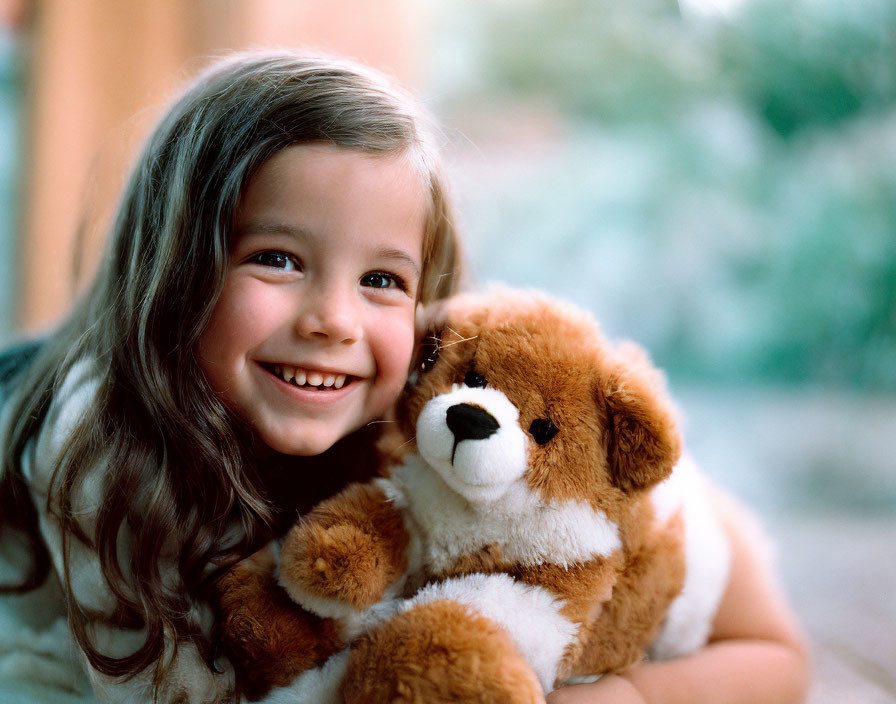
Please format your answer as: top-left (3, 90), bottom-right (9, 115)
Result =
top-left (597, 360), bottom-right (682, 493)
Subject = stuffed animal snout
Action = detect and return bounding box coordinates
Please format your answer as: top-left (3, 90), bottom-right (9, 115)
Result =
top-left (415, 382), bottom-right (530, 504)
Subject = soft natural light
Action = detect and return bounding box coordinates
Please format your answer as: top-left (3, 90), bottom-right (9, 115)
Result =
top-left (679, 0), bottom-right (749, 17)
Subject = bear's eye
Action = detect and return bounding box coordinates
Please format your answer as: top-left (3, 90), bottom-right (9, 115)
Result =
top-left (418, 334), bottom-right (440, 372)
top-left (529, 418), bottom-right (559, 445)
top-left (464, 370), bottom-right (487, 388)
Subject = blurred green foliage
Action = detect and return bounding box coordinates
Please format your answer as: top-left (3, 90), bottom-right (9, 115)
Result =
top-left (722, 1), bottom-right (896, 137)
top-left (432, 0), bottom-right (896, 391)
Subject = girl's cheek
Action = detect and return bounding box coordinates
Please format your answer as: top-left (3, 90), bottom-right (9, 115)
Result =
top-left (375, 310), bottom-right (417, 391)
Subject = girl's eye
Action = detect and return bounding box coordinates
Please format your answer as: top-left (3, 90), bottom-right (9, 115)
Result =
top-left (361, 272), bottom-right (403, 290)
top-left (249, 251), bottom-right (299, 271)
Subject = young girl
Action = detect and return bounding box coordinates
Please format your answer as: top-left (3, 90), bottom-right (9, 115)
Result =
top-left (0, 51), bottom-right (460, 702)
top-left (0, 51), bottom-right (808, 704)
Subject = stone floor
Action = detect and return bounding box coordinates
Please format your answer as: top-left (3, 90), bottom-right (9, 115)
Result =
top-left (673, 386), bottom-right (896, 703)
top-left (774, 515), bottom-right (896, 703)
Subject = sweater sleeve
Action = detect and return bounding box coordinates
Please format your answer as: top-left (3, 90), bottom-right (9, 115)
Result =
top-left (0, 523), bottom-right (95, 702)
top-left (18, 361), bottom-right (239, 703)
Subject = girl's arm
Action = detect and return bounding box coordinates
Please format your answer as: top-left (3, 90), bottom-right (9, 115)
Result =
top-left (19, 364), bottom-right (238, 703)
top-left (546, 490), bottom-right (810, 704)
top-left (27, 486), bottom-right (239, 703)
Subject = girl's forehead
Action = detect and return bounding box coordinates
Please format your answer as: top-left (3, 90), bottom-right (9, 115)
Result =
top-left (242, 144), bottom-right (427, 211)
top-left (234, 144), bottom-right (427, 262)
top-left (254, 143), bottom-right (427, 190)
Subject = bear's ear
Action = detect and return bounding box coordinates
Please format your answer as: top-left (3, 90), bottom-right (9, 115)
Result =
top-left (597, 359), bottom-right (681, 493)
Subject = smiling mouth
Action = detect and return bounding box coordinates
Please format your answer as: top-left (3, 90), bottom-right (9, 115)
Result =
top-left (260, 363), bottom-right (354, 390)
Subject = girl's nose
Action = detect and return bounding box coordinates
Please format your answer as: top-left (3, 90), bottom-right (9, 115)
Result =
top-left (294, 286), bottom-right (362, 344)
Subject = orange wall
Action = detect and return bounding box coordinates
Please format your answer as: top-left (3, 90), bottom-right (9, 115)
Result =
top-left (17, 0), bottom-right (422, 332)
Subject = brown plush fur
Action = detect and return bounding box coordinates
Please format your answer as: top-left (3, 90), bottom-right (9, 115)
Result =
top-left (280, 482), bottom-right (411, 611)
top-left (570, 510), bottom-right (687, 679)
top-left (401, 291), bottom-right (681, 518)
top-left (210, 546), bottom-right (342, 701)
top-left (343, 600), bottom-right (543, 704)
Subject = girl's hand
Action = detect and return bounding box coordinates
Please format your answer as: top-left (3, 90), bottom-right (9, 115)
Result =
top-left (546, 674), bottom-right (647, 704)
top-left (547, 487), bottom-right (810, 704)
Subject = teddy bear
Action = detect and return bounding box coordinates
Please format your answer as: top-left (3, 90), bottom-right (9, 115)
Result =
top-left (213, 288), bottom-right (731, 703)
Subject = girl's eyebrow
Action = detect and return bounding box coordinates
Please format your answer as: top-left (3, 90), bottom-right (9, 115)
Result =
top-left (376, 248), bottom-right (422, 277)
top-left (237, 221), bottom-right (421, 277)
top-left (237, 221), bottom-right (310, 239)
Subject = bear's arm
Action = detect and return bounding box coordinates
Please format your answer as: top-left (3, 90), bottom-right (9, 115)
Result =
top-left (512, 552), bottom-right (627, 684)
top-left (210, 543), bottom-right (343, 701)
top-left (278, 481), bottom-right (412, 617)
top-left (514, 555), bottom-right (622, 628)
top-left (570, 511), bottom-right (688, 678)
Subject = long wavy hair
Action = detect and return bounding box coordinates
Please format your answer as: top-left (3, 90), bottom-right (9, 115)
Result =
top-left (0, 51), bottom-right (461, 691)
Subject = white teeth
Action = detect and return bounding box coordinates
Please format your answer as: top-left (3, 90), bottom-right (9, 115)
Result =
top-left (271, 364), bottom-right (349, 389)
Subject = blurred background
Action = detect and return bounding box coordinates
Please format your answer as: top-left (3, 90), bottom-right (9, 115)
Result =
top-left (1, 0), bottom-right (894, 700)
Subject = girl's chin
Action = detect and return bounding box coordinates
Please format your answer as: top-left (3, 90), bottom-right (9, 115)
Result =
top-left (266, 436), bottom-right (340, 457)
top-left (259, 423), bottom-right (365, 457)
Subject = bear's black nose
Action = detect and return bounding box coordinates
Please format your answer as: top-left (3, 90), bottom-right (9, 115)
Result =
top-left (446, 403), bottom-right (499, 443)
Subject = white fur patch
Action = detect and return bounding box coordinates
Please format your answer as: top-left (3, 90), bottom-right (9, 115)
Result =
top-left (278, 564), bottom-right (409, 622)
top-left (416, 385), bottom-right (530, 503)
top-left (649, 456), bottom-right (731, 660)
top-left (650, 456), bottom-right (687, 524)
top-left (258, 650), bottom-right (349, 704)
top-left (397, 573), bottom-right (578, 693)
top-left (564, 674), bottom-right (603, 685)
top-left (278, 577), bottom-right (362, 621)
top-left (386, 455), bottom-right (621, 573)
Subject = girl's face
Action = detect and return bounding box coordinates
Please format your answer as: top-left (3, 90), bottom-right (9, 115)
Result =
top-left (198, 144), bottom-right (427, 456)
